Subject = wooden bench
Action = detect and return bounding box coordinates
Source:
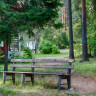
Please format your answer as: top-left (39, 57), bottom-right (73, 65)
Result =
top-left (2, 58), bottom-right (74, 91)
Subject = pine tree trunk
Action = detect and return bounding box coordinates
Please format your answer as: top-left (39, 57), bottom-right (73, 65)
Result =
top-left (82, 0), bottom-right (89, 61)
top-left (68, 0), bottom-right (74, 59)
top-left (4, 37), bottom-right (8, 71)
top-left (4, 0), bottom-right (10, 71)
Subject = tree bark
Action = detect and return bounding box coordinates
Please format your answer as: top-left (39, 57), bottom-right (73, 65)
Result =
top-left (68, 0), bottom-right (74, 59)
top-left (82, 0), bottom-right (89, 61)
top-left (4, 0), bottom-right (10, 71)
top-left (4, 36), bottom-right (8, 71)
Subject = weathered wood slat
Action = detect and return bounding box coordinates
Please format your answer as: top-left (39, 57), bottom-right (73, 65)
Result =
top-left (11, 59), bottom-right (74, 63)
top-left (10, 64), bottom-right (74, 69)
top-left (1, 71), bottom-right (70, 75)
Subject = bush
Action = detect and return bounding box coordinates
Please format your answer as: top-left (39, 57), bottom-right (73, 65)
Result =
top-left (21, 46), bottom-right (33, 59)
top-left (52, 45), bottom-right (60, 54)
top-left (0, 49), bottom-right (4, 63)
top-left (39, 40), bottom-right (52, 54)
top-left (38, 40), bottom-right (60, 54)
top-left (11, 52), bottom-right (20, 59)
top-left (12, 46), bottom-right (33, 59)
top-left (74, 43), bottom-right (82, 57)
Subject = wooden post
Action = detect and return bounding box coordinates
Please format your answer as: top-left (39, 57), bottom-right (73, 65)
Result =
top-left (58, 75), bottom-right (61, 91)
top-left (22, 73), bottom-right (25, 84)
top-left (31, 61), bottom-right (35, 84)
top-left (67, 77), bottom-right (71, 89)
top-left (12, 62), bottom-right (16, 71)
top-left (31, 62), bottom-right (35, 72)
top-left (12, 74), bottom-right (15, 84)
top-left (31, 74), bottom-right (34, 84)
top-left (3, 72), bottom-right (6, 83)
top-left (67, 63), bottom-right (71, 89)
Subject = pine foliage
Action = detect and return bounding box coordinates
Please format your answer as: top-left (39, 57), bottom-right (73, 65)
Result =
top-left (0, 0), bottom-right (63, 43)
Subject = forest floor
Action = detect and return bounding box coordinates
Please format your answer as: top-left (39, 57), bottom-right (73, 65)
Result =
top-left (36, 56), bottom-right (96, 95)
top-left (0, 71), bottom-right (95, 96)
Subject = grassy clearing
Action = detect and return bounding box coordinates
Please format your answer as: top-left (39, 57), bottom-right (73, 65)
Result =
top-left (34, 49), bottom-right (69, 58)
top-left (73, 59), bottom-right (96, 76)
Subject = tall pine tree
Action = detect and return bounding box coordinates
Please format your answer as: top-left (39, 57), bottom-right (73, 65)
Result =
top-left (82, 0), bottom-right (89, 61)
top-left (68, 0), bottom-right (74, 59)
top-left (0, 0), bottom-right (63, 71)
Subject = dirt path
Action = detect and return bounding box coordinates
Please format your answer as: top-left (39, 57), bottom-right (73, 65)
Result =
top-left (71, 72), bottom-right (96, 93)
top-left (38, 56), bottom-right (96, 94)
top-left (0, 93), bottom-right (2, 96)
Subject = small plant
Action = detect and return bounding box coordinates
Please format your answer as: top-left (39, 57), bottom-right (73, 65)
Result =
top-left (12, 46), bottom-right (33, 59)
top-left (0, 49), bottom-right (4, 63)
top-left (0, 87), bottom-right (16, 96)
top-left (39, 40), bottom-right (52, 54)
top-left (38, 40), bottom-right (60, 54)
top-left (74, 43), bottom-right (82, 58)
top-left (68, 92), bottom-right (79, 96)
top-left (21, 46), bottom-right (33, 59)
top-left (52, 45), bottom-right (60, 54)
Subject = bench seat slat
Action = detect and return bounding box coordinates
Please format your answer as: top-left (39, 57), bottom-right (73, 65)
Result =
top-left (1, 71), bottom-right (70, 75)
top-left (10, 64), bottom-right (74, 69)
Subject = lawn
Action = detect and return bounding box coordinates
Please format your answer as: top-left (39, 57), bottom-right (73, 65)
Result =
top-left (34, 49), bottom-right (69, 58)
top-left (73, 59), bottom-right (96, 76)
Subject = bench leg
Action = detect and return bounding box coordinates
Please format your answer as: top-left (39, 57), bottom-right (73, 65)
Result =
top-left (31, 74), bottom-right (34, 84)
top-left (22, 74), bottom-right (25, 84)
top-left (67, 76), bottom-right (71, 89)
top-left (3, 72), bottom-right (6, 84)
top-left (58, 75), bottom-right (61, 91)
top-left (12, 74), bottom-right (15, 84)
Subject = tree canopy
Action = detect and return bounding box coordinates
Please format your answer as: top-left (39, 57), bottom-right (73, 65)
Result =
top-left (0, 0), bottom-right (63, 71)
top-left (0, 0), bottom-right (63, 43)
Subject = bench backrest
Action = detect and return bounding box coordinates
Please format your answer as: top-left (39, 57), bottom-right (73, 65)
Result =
top-left (10, 59), bottom-right (74, 75)
top-left (11, 59), bottom-right (74, 63)
top-left (10, 64), bottom-right (74, 69)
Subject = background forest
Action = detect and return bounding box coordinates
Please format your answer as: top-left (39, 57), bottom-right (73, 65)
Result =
top-left (0, 0), bottom-right (96, 61)
top-left (39, 0), bottom-right (96, 58)
top-left (72, 0), bottom-right (96, 57)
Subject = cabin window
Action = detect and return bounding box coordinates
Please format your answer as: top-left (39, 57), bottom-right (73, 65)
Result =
top-left (0, 41), bottom-right (3, 47)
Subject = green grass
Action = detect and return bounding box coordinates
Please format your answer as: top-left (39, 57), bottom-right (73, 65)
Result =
top-left (34, 49), bottom-right (69, 58)
top-left (73, 59), bottom-right (96, 76)
top-left (82, 91), bottom-right (96, 96)
top-left (0, 77), bottom-right (68, 96)
top-left (0, 87), bottom-right (16, 96)
top-left (66, 92), bottom-right (79, 96)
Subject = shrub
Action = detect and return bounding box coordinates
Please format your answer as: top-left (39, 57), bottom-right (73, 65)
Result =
top-left (21, 46), bottom-right (33, 59)
top-left (52, 45), bottom-right (60, 54)
top-left (12, 46), bottom-right (33, 59)
top-left (38, 40), bottom-right (60, 54)
top-left (11, 52), bottom-right (20, 59)
top-left (74, 43), bottom-right (82, 57)
top-left (39, 40), bottom-right (52, 54)
top-left (0, 49), bottom-right (4, 63)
